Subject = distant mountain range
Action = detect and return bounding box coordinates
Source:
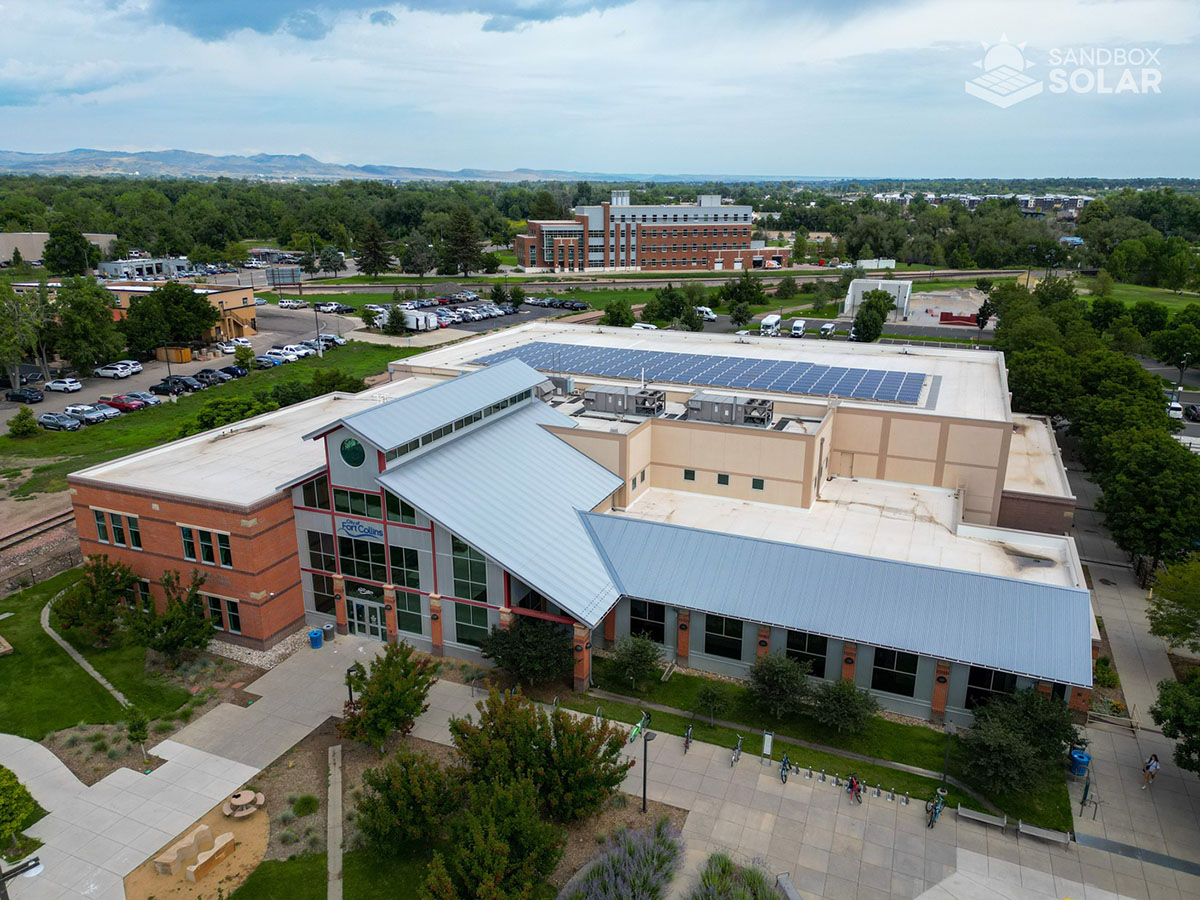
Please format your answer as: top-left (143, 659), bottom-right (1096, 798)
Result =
top-left (0, 148), bottom-right (814, 183)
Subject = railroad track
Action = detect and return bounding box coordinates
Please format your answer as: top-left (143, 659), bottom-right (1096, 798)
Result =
top-left (0, 511), bottom-right (76, 554)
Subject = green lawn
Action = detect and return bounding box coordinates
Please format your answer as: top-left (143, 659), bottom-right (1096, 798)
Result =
top-left (496, 250), bottom-right (518, 267)
top-left (1077, 277), bottom-right (1199, 313)
top-left (231, 853), bottom-right (325, 900)
top-left (909, 278), bottom-right (1018, 293)
top-left (0, 343), bottom-right (420, 496)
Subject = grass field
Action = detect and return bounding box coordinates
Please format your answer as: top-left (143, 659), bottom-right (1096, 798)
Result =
top-left (1077, 277), bottom-right (1200, 313)
top-left (909, 277), bottom-right (1017, 293)
top-left (0, 343), bottom-right (418, 496)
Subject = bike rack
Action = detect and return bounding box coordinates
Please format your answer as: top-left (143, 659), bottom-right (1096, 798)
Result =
top-left (833, 773), bottom-right (841, 787)
top-left (874, 784), bottom-right (881, 797)
top-left (887, 788), bottom-right (896, 802)
top-left (595, 705), bottom-right (603, 722)
top-left (902, 792), bottom-right (909, 806)
top-left (818, 769), bottom-right (826, 782)
top-left (805, 765), bottom-right (813, 780)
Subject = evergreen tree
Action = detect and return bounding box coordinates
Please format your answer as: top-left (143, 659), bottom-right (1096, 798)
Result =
top-left (356, 218), bottom-right (394, 279)
top-left (445, 206), bottom-right (483, 276)
top-left (401, 230), bottom-right (436, 278)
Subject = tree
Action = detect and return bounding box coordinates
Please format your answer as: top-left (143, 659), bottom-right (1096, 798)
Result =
top-left (10, 247), bottom-right (22, 268)
top-left (719, 270), bottom-right (766, 310)
top-left (299, 251), bottom-right (320, 277)
top-left (529, 190), bottom-right (563, 220)
top-left (1147, 554), bottom-right (1200, 653)
top-left (976, 297), bottom-right (995, 334)
top-left (610, 634), bottom-right (663, 691)
top-left (489, 283), bottom-right (509, 306)
top-left (775, 274), bottom-right (798, 300)
top-left (360, 307), bottom-right (378, 329)
top-left (1092, 269), bottom-right (1116, 299)
top-left (729, 300), bottom-right (753, 329)
top-left (234, 344), bottom-right (255, 369)
top-left (356, 218), bottom-right (394, 279)
top-left (55, 554), bottom-right (137, 646)
top-left (957, 714), bottom-right (1035, 794)
top-left (419, 853), bottom-right (460, 900)
top-left (509, 285), bottom-right (525, 309)
top-left (479, 618), bottom-right (573, 686)
top-left (1150, 673), bottom-right (1200, 775)
top-left (1131, 299), bottom-right (1170, 336)
top-left (124, 569), bottom-right (214, 665)
top-left (54, 278), bottom-right (124, 374)
top-left (0, 766), bottom-right (36, 853)
top-left (480, 251), bottom-right (502, 274)
top-left (120, 292), bottom-right (170, 359)
top-left (338, 641), bottom-right (439, 751)
top-left (7, 406), bottom-right (37, 437)
top-left (43, 223), bottom-right (97, 275)
top-left (975, 277), bottom-right (995, 295)
top-left (792, 230), bottom-right (809, 261)
top-left (961, 690), bottom-right (1082, 790)
top-left (0, 283), bottom-right (37, 392)
top-left (694, 682), bottom-right (730, 726)
top-left (1150, 324), bottom-right (1200, 385)
top-left (381, 305), bottom-right (407, 336)
top-left (401, 230), bottom-right (436, 278)
top-left (357, 749), bottom-right (460, 853)
top-left (600, 298), bottom-right (635, 328)
top-left (852, 305), bottom-right (884, 343)
top-left (1088, 296), bottom-right (1127, 333)
top-left (445, 206), bottom-right (483, 276)
top-left (177, 396), bottom-right (280, 437)
top-left (1006, 347), bottom-right (1079, 415)
top-left (125, 706), bottom-right (150, 762)
top-left (748, 654), bottom-right (810, 720)
top-left (679, 304), bottom-right (705, 332)
top-left (318, 245), bottom-right (345, 277)
top-left (810, 678), bottom-right (879, 735)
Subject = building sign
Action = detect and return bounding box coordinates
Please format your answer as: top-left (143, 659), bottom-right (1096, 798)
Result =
top-left (337, 518), bottom-right (384, 540)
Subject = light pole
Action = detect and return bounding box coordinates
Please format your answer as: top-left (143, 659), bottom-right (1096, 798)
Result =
top-left (0, 856), bottom-right (43, 900)
top-left (940, 721), bottom-right (957, 790)
top-left (641, 730), bottom-right (657, 813)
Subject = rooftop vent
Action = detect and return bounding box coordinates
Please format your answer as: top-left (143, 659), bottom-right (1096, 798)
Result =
top-left (686, 391), bottom-right (774, 428)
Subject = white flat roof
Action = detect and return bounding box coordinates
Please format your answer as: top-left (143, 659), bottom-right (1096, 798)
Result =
top-left (1006, 415), bottom-right (1074, 499)
top-left (617, 480), bottom-right (1084, 589)
top-left (405, 323), bottom-right (1012, 422)
top-left (71, 377), bottom-right (441, 507)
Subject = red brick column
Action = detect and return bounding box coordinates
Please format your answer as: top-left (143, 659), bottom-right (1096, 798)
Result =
top-left (841, 642), bottom-right (857, 681)
top-left (572, 622), bottom-right (592, 692)
top-left (499, 607), bottom-right (514, 630)
top-left (756, 626), bottom-right (771, 660)
top-left (931, 660), bottom-right (952, 724)
top-left (383, 585), bottom-right (398, 645)
top-left (1068, 687), bottom-right (1091, 720)
top-left (333, 574), bottom-right (348, 635)
top-left (603, 609), bottom-right (616, 645)
top-left (429, 595), bottom-right (444, 657)
top-left (1036, 680), bottom-right (1052, 697)
top-left (676, 611), bottom-right (690, 667)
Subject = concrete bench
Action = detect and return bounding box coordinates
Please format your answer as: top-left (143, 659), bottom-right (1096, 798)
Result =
top-left (1018, 820), bottom-right (1071, 846)
top-left (153, 824), bottom-right (213, 876)
top-left (776, 873), bottom-right (803, 900)
top-left (957, 805), bottom-right (1007, 829)
top-left (185, 832), bottom-right (236, 883)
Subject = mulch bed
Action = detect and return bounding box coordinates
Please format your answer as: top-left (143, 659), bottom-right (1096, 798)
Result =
top-left (1092, 618), bottom-right (1130, 716)
top-left (1169, 652), bottom-right (1199, 682)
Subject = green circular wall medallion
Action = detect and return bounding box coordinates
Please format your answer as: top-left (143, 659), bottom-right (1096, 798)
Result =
top-left (340, 437), bottom-right (366, 467)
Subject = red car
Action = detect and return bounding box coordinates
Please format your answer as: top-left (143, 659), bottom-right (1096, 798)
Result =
top-left (97, 394), bottom-right (147, 413)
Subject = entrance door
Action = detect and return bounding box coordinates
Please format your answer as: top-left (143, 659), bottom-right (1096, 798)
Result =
top-left (348, 599), bottom-right (385, 641)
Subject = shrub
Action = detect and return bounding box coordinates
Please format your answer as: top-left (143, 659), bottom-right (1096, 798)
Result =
top-left (961, 689), bottom-right (1083, 792)
top-left (559, 818), bottom-right (682, 900)
top-left (107, 749), bottom-right (121, 760)
top-left (153, 721), bottom-right (174, 733)
top-left (609, 635), bottom-right (663, 692)
top-left (1094, 656), bottom-right (1120, 689)
top-left (292, 794), bottom-right (319, 817)
top-left (357, 750), bottom-right (460, 853)
top-left (810, 678), bottom-right (879, 735)
top-left (688, 852), bottom-right (780, 900)
top-left (748, 654), bottom-right (810, 720)
top-left (479, 618), bottom-right (574, 686)
top-left (65, 736), bottom-right (81, 748)
top-left (0, 766), bottom-right (37, 850)
top-left (338, 642), bottom-right (438, 750)
top-left (7, 407), bottom-right (38, 438)
top-left (279, 829), bottom-right (298, 845)
top-left (694, 683), bottom-right (731, 726)
top-left (279, 810), bottom-right (296, 825)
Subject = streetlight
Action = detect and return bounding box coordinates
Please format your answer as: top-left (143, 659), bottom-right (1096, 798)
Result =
top-left (1, 857), bottom-right (43, 900)
top-left (940, 721), bottom-right (957, 790)
top-left (641, 730), bottom-right (657, 813)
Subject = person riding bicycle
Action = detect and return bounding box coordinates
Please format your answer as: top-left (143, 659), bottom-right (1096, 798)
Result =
top-left (846, 773), bottom-right (860, 797)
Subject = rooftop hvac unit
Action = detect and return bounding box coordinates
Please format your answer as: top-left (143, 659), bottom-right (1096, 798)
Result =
top-left (583, 384), bottom-right (665, 417)
top-left (687, 391), bottom-right (774, 428)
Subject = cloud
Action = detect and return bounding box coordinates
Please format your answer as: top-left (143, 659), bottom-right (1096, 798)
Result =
top-left (370, 9), bottom-right (397, 25)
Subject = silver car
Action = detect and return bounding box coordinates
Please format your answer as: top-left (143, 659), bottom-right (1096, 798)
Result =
top-left (63, 404), bottom-right (109, 425)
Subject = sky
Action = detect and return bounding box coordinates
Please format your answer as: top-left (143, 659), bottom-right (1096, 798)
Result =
top-left (2, 0), bottom-right (1199, 178)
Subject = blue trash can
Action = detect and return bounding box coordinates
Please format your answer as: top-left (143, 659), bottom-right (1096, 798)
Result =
top-left (1069, 749), bottom-right (1091, 776)
top-left (308, 628), bottom-right (323, 650)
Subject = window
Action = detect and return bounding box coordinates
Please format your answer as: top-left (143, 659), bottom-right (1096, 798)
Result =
top-left (786, 630), bottom-right (828, 678)
top-left (871, 649), bottom-right (919, 697)
top-left (964, 666), bottom-right (1018, 710)
top-left (308, 531), bottom-right (336, 571)
top-left (181, 526), bottom-right (231, 568)
top-left (94, 510), bottom-right (109, 544)
top-left (340, 437), bottom-right (366, 468)
top-left (301, 474), bottom-right (331, 510)
top-left (386, 492), bottom-right (417, 525)
top-left (334, 488), bottom-right (383, 520)
top-left (206, 595), bottom-right (224, 630)
top-left (198, 530), bottom-right (215, 565)
top-left (396, 591), bottom-right (422, 635)
top-left (752, 478), bottom-right (764, 491)
top-left (311, 573), bottom-right (337, 615)
top-left (338, 536), bottom-right (387, 582)
top-left (217, 534), bottom-right (232, 568)
top-left (639, 469), bottom-right (646, 485)
top-left (454, 602), bottom-right (489, 647)
top-left (110, 515), bottom-right (126, 547)
top-left (127, 516), bottom-right (142, 550)
top-left (452, 537), bottom-right (488, 603)
top-left (390, 545), bottom-right (420, 590)
top-left (630, 478), bottom-right (636, 492)
top-left (225, 600), bottom-right (241, 634)
top-left (705, 615), bottom-right (743, 660)
top-left (630, 599), bottom-right (666, 644)
top-left (683, 469), bottom-right (695, 482)
top-left (181, 527), bottom-right (196, 561)
top-left (125, 580), bottom-right (152, 612)
top-left (717, 473), bottom-right (729, 486)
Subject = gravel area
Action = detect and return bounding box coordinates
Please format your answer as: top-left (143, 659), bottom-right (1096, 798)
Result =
top-left (207, 626), bottom-right (311, 669)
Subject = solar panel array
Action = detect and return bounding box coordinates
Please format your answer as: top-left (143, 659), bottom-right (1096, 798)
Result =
top-left (472, 342), bottom-right (927, 404)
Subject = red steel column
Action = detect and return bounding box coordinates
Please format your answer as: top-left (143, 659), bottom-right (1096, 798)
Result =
top-left (841, 642), bottom-right (857, 681)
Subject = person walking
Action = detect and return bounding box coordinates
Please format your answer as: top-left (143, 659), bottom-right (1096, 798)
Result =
top-left (1143, 754), bottom-right (1160, 789)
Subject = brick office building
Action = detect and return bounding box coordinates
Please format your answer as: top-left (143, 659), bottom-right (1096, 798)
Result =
top-left (514, 190), bottom-right (790, 273)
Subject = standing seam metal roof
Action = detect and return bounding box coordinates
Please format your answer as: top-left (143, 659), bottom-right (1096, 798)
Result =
top-left (377, 402), bottom-right (623, 627)
top-left (580, 513), bottom-right (1093, 687)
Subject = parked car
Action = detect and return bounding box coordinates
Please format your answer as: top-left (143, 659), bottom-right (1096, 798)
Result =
top-left (90, 401), bottom-right (123, 420)
top-left (316, 302), bottom-right (339, 313)
top-left (819, 322), bottom-right (837, 338)
top-left (166, 375), bottom-right (205, 392)
top-left (215, 341), bottom-right (236, 354)
top-left (254, 297), bottom-right (267, 306)
top-left (219, 365), bottom-right (248, 378)
top-left (193, 371), bottom-right (225, 387)
top-left (1185, 404), bottom-right (1200, 423)
top-left (94, 363), bottom-right (132, 379)
top-left (97, 394), bottom-right (146, 412)
top-left (232, 337), bottom-right (254, 348)
top-left (363, 304), bottom-right (387, 314)
top-left (114, 359), bottom-right (144, 374)
top-left (280, 343), bottom-right (315, 358)
top-left (632, 323), bottom-right (658, 330)
top-left (197, 368), bottom-right (233, 382)
top-left (5, 386), bottom-right (44, 403)
top-left (45, 378), bottom-right (83, 392)
top-left (253, 356), bottom-right (279, 369)
top-left (266, 348), bottom-right (298, 363)
top-left (125, 390), bottom-right (163, 406)
top-left (149, 381), bottom-right (185, 396)
top-left (1168, 401), bottom-right (1184, 420)
top-left (38, 412), bottom-right (81, 432)
top-left (63, 404), bottom-right (108, 425)
top-left (318, 333), bottom-right (347, 346)
top-left (300, 340), bottom-right (330, 353)
top-left (333, 303), bottom-right (355, 314)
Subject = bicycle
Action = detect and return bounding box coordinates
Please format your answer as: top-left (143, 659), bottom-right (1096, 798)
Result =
top-left (628, 711), bottom-right (650, 745)
top-left (730, 734), bottom-right (743, 767)
top-left (925, 789), bottom-right (946, 828)
top-left (846, 773), bottom-right (863, 804)
top-left (683, 724), bottom-right (693, 754)
top-left (780, 753), bottom-right (792, 784)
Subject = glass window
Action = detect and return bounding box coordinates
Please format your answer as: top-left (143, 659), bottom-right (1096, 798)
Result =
top-left (630, 599), bottom-right (666, 644)
top-left (454, 602), bottom-right (489, 647)
top-left (308, 531), bottom-right (336, 571)
top-left (181, 527), bottom-right (196, 561)
top-left (683, 469), bottom-right (695, 482)
top-left (786, 630), bottom-right (828, 678)
top-left (451, 537), bottom-right (488, 603)
top-left (630, 478), bottom-right (636, 492)
top-left (386, 492), bottom-right (416, 525)
top-left (301, 474), bottom-right (331, 510)
top-left (218, 534), bottom-right (232, 568)
top-left (639, 469), bottom-right (646, 484)
top-left (390, 545), bottom-right (420, 590)
top-left (340, 438), bottom-right (366, 468)
top-left (198, 530), bottom-right (215, 565)
top-left (127, 516), bottom-right (142, 550)
top-left (338, 535), bottom-right (387, 582)
top-left (94, 510), bottom-right (109, 544)
top-left (871, 648), bottom-right (919, 697)
top-left (110, 514), bottom-right (127, 547)
top-left (396, 591), bottom-right (422, 635)
top-left (311, 573), bottom-right (336, 615)
top-left (965, 666), bottom-right (1018, 710)
top-left (717, 473), bottom-right (730, 486)
top-left (752, 478), bottom-right (764, 491)
top-left (225, 600), bottom-right (241, 634)
top-left (704, 615), bottom-right (743, 660)
top-left (206, 595), bottom-right (224, 630)
top-left (126, 580), bottom-right (152, 612)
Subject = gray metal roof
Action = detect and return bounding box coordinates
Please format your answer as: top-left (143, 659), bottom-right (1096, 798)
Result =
top-left (581, 513), bottom-right (1093, 687)
top-left (311, 359), bottom-right (547, 450)
top-left (378, 403), bottom-right (623, 627)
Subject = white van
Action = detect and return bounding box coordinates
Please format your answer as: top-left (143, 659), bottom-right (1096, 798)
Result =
top-left (1168, 401), bottom-right (1184, 420)
top-left (695, 306), bottom-right (717, 322)
top-left (760, 314), bottom-right (781, 336)
top-left (632, 322), bottom-right (658, 330)
top-left (791, 319), bottom-right (807, 338)
top-left (820, 322), bottom-right (837, 338)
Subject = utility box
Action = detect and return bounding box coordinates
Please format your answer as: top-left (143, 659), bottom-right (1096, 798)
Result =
top-left (687, 391), bottom-right (774, 428)
top-left (583, 384), bottom-right (665, 417)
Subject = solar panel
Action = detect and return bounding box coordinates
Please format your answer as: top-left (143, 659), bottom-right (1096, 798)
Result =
top-left (473, 342), bottom-right (927, 405)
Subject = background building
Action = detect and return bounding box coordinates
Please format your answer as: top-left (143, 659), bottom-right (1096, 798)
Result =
top-left (0, 231), bottom-right (117, 264)
top-left (105, 282), bottom-right (258, 340)
top-left (97, 256), bottom-right (191, 279)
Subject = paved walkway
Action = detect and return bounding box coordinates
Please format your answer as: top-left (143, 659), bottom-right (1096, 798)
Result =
top-left (40, 592), bottom-right (129, 708)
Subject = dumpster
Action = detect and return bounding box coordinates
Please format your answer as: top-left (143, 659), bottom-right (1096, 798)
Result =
top-left (308, 628), bottom-right (324, 650)
top-left (323, 623), bottom-right (335, 643)
top-left (1069, 749), bottom-right (1091, 776)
